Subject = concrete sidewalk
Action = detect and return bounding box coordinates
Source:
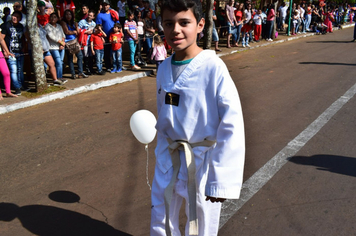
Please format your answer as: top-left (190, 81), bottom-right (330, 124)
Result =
top-left (0, 23), bottom-right (353, 115)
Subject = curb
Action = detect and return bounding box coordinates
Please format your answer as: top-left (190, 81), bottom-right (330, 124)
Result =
top-left (0, 71), bottom-right (152, 115)
top-left (0, 24), bottom-right (354, 115)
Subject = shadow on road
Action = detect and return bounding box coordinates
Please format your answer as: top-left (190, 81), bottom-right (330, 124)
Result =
top-left (306, 40), bottom-right (354, 43)
top-left (289, 154), bottom-right (356, 177)
top-left (0, 201), bottom-right (132, 236)
top-left (299, 62), bottom-right (356, 66)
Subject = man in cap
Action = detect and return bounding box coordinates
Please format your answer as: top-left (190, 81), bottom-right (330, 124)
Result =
top-left (96, 0), bottom-right (120, 72)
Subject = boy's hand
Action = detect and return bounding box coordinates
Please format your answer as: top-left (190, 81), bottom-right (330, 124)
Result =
top-left (205, 196), bottom-right (226, 203)
top-left (92, 50), bottom-right (95, 55)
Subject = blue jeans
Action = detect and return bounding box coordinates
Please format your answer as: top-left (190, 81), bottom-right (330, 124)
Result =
top-left (95, 49), bottom-right (104, 72)
top-left (66, 49), bottom-right (83, 75)
top-left (242, 31), bottom-right (250, 46)
top-left (50, 49), bottom-right (65, 79)
top-left (128, 40), bottom-right (137, 66)
top-left (111, 48), bottom-right (122, 70)
top-left (145, 36), bottom-right (153, 55)
top-left (305, 14), bottom-right (311, 31)
top-left (6, 53), bottom-right (24, 89)
top-left (267, 20), bottom-right (274, 38)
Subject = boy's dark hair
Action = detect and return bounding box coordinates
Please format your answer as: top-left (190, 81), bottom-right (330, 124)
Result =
top-left (95, 24), bottom-right (102, 30)
top-left (12, 10), bottom-right (22, 21)
top-left (161, 0), bottom-right (203, 23)
top-left (113, 23), bottom-right (122, 28)
top-left (127, 10), bottom-right (134, 17)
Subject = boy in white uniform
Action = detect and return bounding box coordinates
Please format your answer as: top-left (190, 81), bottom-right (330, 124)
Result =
top-left (151, 0), bottom-right (245, 235)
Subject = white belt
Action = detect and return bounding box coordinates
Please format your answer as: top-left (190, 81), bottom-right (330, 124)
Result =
top-left (164, 138), bottom-right (215, 236)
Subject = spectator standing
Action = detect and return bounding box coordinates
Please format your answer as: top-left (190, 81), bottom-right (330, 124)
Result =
top-left (143, 7), bottom-right (155, 63)
top-left (78, 10), bottom-right (96, 75)
top-left (37, 1), bottom-right (50, 27)
top-left (56, 0), bottom-right (75, 18)
top-left (323, 8), bottom-right (334, 33)
top-left (244, 3), bottom-right (253, 43)
top-left (241, 19), bottom-right (252, 47)
top-left (305, 3), bottom-right (312, 31)
top-left (234, 3), bottom-right (245, 46)
top-left (226, 0), bottom-right (237, 48)
top-left (81, 4), bottom-right (89, 20)
top-left (61, 9), bottom-right (88, 79)
top-left (38, 24), bottom-right (64, 86)
top-left (46, 13), bottom-right (66, 83)
top-left (90, 24), bottom-right (107, 75)
top-left (298, 4), bottom-right (306, 33)
top-left (261, 6), bottom-right (267, 39)
top-left (1, 11), bottom-right (27, 95)
top-left (266, 4), bottom-right (275, 41)
top-left (0, 28), bottom-right (18, 99)
top-left (109, 23), bottom-right (124, 73)
top-left (212, 8), bottom-right (221, 51)
top-left (253, 9), bottom-right (262, 42)
top-left (2, 7), bottom-right (10, 23)
top-left (278, 2), bottom-right (288, 31)
top-left (12, 2), bottom-right (26, 27)
top-left (117, 0), bottom-right (127, 26)
top-left (150, 34), bottom-right (166, 70)
top-left (95, 0), bottom-right (120, 72)
top-left (125, 10), bottom-right (141, 70)
top-left (134, 9), bottom-right (146, 66)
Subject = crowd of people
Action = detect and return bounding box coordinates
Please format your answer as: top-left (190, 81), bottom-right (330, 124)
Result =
top-left (0, 0), bottom-right (355, 99)
top-left (216, 0), bottom-right (355, 48)
top-left (0, 0), bottom-right (168, 98)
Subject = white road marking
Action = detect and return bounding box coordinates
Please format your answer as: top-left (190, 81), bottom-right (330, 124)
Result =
top-left (219, 82), bottom-right (356, 228)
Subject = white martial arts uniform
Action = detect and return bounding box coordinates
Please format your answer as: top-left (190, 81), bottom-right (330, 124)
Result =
top-left (151, 50), bottom-right (245, 236)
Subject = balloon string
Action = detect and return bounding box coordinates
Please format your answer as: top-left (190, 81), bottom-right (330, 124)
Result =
top-left (145, 144), bottom-right (152, 191)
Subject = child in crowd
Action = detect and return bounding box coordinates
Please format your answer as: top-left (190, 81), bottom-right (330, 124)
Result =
top-left (151, 0), bottom-right (245, 235)
top-left (150, 34), bottom-right (166, 70)
top-left (134, 9), bottom-right (146, 66)
top-left (37, 1), bottom-right (50, 26)
top-left (109, 23), bottom-right (124, 73)
top-left (124, 10), bottom-right (141, 70)
top-left (90, 24), bottom-right (107, 75)
top-left (241, 19), bottom-right (253, 47)
top-left (253, 9), bottom-right (262, 42)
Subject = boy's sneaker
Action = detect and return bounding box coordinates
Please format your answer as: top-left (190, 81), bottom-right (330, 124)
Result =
top-left (130, 65), bottom-right (141, 70)
top-left (15, 88), bottom-right (21, 96)
top-left (106, 69), bottom-right (111, 73)
top-left (242, 44), bottom-right (246, 48)
top-left (246, 44), bottom-right (250, 47)
top-left (116, 68), bottom-right (122, 73)
top-left (78, 73), bottom-right (89, 78)
top-left (53, 79), bottom-right (63, 86)
top-left (60, 78), bottom-right (68, 84)
top-left (111, 69), bottom-right (117, 73)
top-left (21, 87), bottom-right (31, 92)
top-left (122, 66), bottom-right (127, 71)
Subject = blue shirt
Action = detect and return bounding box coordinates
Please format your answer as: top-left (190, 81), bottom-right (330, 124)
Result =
top-left (96, 12), bottom-right (119, 36)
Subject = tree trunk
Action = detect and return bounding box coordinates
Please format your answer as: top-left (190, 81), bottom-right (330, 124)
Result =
top-left (203, 0), bottom-right (214, 49)
top-left (27, 0), bottom-right (47, 92)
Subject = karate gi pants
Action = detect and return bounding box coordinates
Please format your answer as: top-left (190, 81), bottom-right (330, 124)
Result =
top-left (150, 158), bottom-right (221, 236)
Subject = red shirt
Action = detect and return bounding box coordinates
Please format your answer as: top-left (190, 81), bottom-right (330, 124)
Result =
top-left (235, 10), bottom-right (243, 22)
top-left (109, 32), bottom-right (123, 51)
top-left (241, 23), bottom-right (252, 32)
top-left (37, 14), bottom-right (50, 26)
top-left (90, 33), bottom-right (104, 50)
top-left (56, 0), bottom-right (75, 18)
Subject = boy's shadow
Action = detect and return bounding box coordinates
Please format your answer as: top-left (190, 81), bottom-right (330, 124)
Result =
top-left (0, 191), bottom-right (132, 236)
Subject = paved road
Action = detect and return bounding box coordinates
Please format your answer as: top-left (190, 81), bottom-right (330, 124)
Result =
top-left (1, 27), bottom-right (355, 235)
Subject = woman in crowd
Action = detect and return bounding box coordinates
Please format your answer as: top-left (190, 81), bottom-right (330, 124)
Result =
top-left (78, 10), bottom-right (96, 75)
top-left (226, 0), bottom-right (237, 48)
top-left (38, 23), bottom-right (64, 85)
top-left (0, 28), bottom-right (18, 99)
top-left (60, 9), bottom-right (88, 79)
top-left (266, 3), bottom-right (276, 41)
top-left (46, 12), bottom-right (67, 83)
top-left (143, 9), bottom-right (155, 64)
top-left (134, 9), bottom-right (146, 66)
top-left (234, 3), bottom-right (245, 46)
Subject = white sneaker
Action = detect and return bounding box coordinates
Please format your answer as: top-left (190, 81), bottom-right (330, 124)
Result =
top-left (242, 44), bottom-right (246, 48)
top-left (246, 44), bottom-right (250, 47)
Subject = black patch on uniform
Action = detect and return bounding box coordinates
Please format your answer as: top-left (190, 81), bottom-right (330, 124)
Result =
top-left (165, 92), bottom-right (180, 106)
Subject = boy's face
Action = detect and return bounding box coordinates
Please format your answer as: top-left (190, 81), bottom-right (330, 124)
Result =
top-left (162, 9), bottom-right (204, 57)
top-left (113, 26), bottom-right (119, 32)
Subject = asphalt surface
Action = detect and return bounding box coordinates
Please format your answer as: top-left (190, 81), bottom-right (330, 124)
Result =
top-left (1, 26), bottom-right (356, 235)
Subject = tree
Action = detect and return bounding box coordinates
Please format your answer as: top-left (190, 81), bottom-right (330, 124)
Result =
top-left (203, 0), bottom-right (214, 49)
top-left (27, 0), bottom-right (47, 92)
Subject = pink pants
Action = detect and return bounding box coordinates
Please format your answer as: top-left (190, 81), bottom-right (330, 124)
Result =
top-left (0, 52), bottom-right (11, 94)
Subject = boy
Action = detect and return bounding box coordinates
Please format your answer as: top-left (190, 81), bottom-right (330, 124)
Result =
top-left (109, 23), bottom-right (124, 73)
top-left (152, 0), bottom-right (245, 235)
top-left (90, 24), bottom-right (107, 75)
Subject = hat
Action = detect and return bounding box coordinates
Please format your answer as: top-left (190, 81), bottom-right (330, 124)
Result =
top-left (37, 1), bottom-right (46, 7)
top-left (102, 0), bottom-right (110, 5)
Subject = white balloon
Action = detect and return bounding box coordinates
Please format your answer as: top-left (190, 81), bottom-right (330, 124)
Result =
top-left (130, 110), bottom-right (157, 144)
